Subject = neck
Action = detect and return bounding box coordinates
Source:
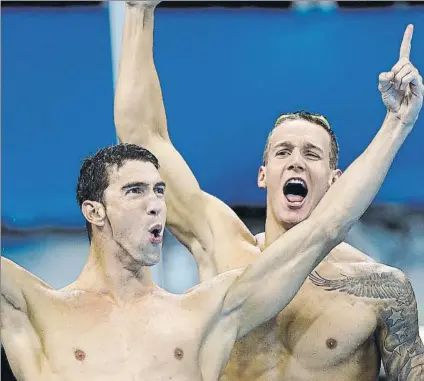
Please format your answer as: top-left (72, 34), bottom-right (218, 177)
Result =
top-left (264, 206), bottom-right (290, 248)
top-left (264, 206), bottom-right (339, 263)
top-left (75, 234), bottom-right (155, 304)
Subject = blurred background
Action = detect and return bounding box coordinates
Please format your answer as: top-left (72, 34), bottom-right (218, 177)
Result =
top-left (1, 1), bottom-right (424, 380)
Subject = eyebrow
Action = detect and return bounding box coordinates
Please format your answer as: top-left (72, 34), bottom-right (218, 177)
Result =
top-left (154, 182), bottom-right (166, 189)
top-left (121, 181), bottom-right (166, 191)
top-left (274, 141), bottom-right (324, 154)
top-left (273, 141), bottom-right (295, 151)
top-left (121, 182), bottom-right (148, 191)
top-left (303, 142), bottom-right (324, 154)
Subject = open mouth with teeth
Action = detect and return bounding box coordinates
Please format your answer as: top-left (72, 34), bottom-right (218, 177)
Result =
top-left (148, 224), bottom-right (163, 244)
top-left (283, 178), bottom-right (308, 205)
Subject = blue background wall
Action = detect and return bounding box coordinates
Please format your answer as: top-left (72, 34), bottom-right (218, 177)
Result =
top-left (2, 6), bottom-right (424, 229)
top-left (1, 8), bottom-right (424, 375)
top-left (2, 5), bottom-right (115, 228)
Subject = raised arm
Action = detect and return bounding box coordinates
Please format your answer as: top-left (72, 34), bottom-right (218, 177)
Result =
top-left (114, 2), bottom-right (257, 280)
top-left (221, 25), bottom-right (424, 338)
top-left (1, 257), bottom-right (48, 380)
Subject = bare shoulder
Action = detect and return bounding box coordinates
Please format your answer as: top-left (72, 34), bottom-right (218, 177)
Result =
top-left (181, 268), bottom-right (245, 313)
top-left (349, 261), bottom-right (411, 294)
top-left (332, 242), bottom-right (377, 263)
top-left (329, 242), bottom-right (413, 285)
top-left (311, 249), bottom-right (412, 306)
top-left (184, 268), bottom-right (245, 298)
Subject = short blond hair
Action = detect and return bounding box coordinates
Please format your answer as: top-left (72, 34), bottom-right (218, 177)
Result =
top-left (262, 110), bottom-right (339, 169)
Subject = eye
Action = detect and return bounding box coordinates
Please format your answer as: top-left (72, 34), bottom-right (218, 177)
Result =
top-left (155, 187), bottom-right (165, 195)
top-left (306, 152), bottom-right (320, 159)
top-left (276, 150), bottom-right (291, 157)
top-left (126, 187), bottom-right (142, 195)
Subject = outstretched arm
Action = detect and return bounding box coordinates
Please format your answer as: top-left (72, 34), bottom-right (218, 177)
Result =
top-left (114, 2), bottom-right (257, 280)
top-left (222, 25), bottom-right (424, 338)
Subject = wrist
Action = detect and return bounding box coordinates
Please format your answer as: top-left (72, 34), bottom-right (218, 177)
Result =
top-left (385, 111), bottom-right (414, 132)
top-left (126, 1), bottom-right (157, 10)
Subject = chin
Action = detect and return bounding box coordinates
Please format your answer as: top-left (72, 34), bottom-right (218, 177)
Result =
top-left (279, 208), bottom-right (312, 229)
top-left (143, 257), bottom-right (160, 267)
top-left (127, 243), bottom-right (161, 267)
top-left (142, 247), bottom-right (162, 266)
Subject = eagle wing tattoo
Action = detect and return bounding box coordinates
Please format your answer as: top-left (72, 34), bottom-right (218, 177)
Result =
top-left (308, 271), bottom-right (414, 306)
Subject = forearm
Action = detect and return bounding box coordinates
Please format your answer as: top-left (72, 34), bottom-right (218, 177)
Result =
top-left (222, 218), bottom-right (331, 329)
top-left (312, 112), bottom-right (413, 237)
top-left (114, 3), bottom-right (168, 144)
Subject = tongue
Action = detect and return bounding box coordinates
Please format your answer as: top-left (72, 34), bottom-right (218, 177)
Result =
top-left (286, 194), bottom-right (304, 203)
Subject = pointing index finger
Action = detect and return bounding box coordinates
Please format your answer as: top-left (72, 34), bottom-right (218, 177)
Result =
top-left (400, 24), bottom-right (414, 60)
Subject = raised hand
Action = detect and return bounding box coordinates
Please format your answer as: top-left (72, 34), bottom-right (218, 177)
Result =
top-left (379, 25), bottom-right (423, 126)
top-left (126, 1), bottom-right (160, 8)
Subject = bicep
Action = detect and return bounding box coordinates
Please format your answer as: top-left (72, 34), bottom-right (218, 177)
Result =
top-left (378, 272), bottom-right (424, 380)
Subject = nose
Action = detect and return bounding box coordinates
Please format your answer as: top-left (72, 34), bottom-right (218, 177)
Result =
top-left (146, 199), bottom-right (163, 216)
top-left (287, 149), bottom-right (305, 172)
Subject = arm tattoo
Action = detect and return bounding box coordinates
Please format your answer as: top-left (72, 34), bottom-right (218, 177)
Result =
top-left (309, 271), bottom-right (424, 380)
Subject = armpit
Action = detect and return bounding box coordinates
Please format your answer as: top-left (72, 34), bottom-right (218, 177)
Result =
top-left (1, 291), bottom-right (25, 312)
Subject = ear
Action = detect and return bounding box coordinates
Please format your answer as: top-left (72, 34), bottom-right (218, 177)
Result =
top-left (81, 200), bottom-right (106, 227)
top-left (328, 169), bottom-right (342, 187)
top-left (258, 166), bottom-right (267, 189)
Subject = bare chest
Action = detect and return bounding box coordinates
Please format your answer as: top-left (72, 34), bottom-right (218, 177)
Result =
top-left (278, 283), bottom-right (379, 366)
top-left (224, 280), bottom-right (380, 381)
top-left (32, 297), bottom-right (204, 381)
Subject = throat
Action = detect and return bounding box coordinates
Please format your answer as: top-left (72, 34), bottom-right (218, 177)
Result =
top-left (74, 244), bottom-right (155, 303)
top-left (264, 211), bottom-right (290, 248)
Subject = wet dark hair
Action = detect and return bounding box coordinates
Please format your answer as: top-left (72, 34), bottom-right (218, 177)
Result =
top-left (262, 110), bottom-right (339, 169)
top-left (76, 143), bottom-right (160, 241)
